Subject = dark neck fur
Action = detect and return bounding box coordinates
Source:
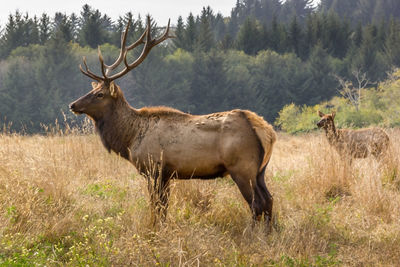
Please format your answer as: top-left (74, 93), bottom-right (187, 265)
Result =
top-left (94, 97), bottom-right (145, 160)
top-left (324, 123), bottom-right (338, 145)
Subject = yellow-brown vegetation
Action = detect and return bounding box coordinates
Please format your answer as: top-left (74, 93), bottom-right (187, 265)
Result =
top-left (1, 127), bottom-right (400, 265)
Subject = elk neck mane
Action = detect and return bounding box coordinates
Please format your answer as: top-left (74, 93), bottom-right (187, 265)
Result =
top-left (323, 123), bottom-right (339, 145)
top-left (94, 95), bottom-right (191, 160)
top-left (138, 106), bottom-right (189, 117)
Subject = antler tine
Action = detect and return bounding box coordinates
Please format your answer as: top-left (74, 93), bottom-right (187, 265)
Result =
top-left (102, 20), bottom-right (132, 76)
top-left (107, 16), bottom-right (173, 81)
top-left (126, 17), bottom-right (149, 51)
top-left (153, 19), bottom-right (174, 46)
top-left (145, 15), bottom-right (152, 44)
top-left (98, 47), bottom-right (108, 78)
top-left (79, 56), bottom-right (104, 82)
top-left (78, 17), bottom-right (173, 83)
top-left (109, 19), bottom-right (151, 81)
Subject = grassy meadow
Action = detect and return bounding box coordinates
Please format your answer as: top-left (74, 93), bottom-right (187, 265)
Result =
top-left (1, 126), bottom-right (400, 266)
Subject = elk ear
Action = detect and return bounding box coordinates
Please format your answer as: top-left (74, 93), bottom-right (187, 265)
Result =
top-left (91, 82), bottom-right (98, 89)
top-left (109, 81), bottom-right (118, 98)
top-left (331, 111), bottom-right (336, 120)
top-left (317, 110), bottom-right (325, 117)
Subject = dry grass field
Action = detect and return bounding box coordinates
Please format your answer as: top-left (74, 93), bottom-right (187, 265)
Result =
top-left (1, 125), bottom-right (400, 266)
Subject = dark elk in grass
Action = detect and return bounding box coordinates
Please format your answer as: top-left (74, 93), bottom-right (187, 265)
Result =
top-left (317, 111), bottom-right (389, 162)
top-left (70, 16), bottom-right (276, 224)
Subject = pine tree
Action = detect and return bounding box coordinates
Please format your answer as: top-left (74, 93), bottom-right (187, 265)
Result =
top-left (33, 30), bottom-right (78, 128)
top-left (228, 1), bottom-right (241, 37)
top-left (213, 13), bottom-right (226, 42)
top-left (319, 0), bottom-right (356, 24)
top-left (388, 0), bottom-right (400, 18)
top-left (305, 43), bottom-right (337, 103)
top-left (0, 59), bottom-right (36, 129)
top-left (320, 0), bottom-right (400, 25)
top-left (24, 16), bottom-right (40, 45)
top-left (251, 50), bottom-right (308, 121)
top-left (53, 13), bottom-right (73, 42)
top-left (196, 7), bottom-right (215, 52)
top-left (79, 4), bottom-right (91, 27)
top-left (352, 24), bottom-right (383, 81)
top-left (33, 16), bottom-right (41, 44)
top-left (268, 15), bottom-right (287, 53)
top-left (0, 12), bottom-right (24, 58)
top-left (184, 13), bottom-right (197, 52)
top-left (319, 0), bottom-right (334, 12)
top-left (78, 5), bottom-right (107, 47)
top-left (236, 17), bottom-right (262, 55)
top-left (358, 0), bottom-right (377, 25)
top-left (39, 13), bottom-right (51, 45)
top-left (110, 12), bottom-right (136, 47)
top-left (69, 13), bottom-right (79, 42)
top-left (287, 16), bottom-right (303, 57)
top-left (376, 19), bottom-right (386, 50)
top-left (352, 22), bottom-right (363, 47)
top-left (173, 16), bottom-right (185, 50)
top-left (282, 0), bottom-right (314, 22)
top-left (324, 11), bottom-right (349, 58)
top-left (372, 0), bottom-right (386, 22)
top-left (219, 34), bottom-right (234, 51)
top-left (384, 18), bottom-right (400, 67)
top-left (190, 51), bottom-right (228, 114)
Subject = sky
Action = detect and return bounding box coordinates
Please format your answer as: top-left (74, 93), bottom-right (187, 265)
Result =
top-left (0, 0), bottom-right (237, 26)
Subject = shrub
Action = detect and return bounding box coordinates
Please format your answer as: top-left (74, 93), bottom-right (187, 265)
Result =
top-left (275, 103), bottom-right (324, 134)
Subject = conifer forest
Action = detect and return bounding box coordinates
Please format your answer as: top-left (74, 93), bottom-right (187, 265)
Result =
top-left (0, 0), bottom-right (399, 131)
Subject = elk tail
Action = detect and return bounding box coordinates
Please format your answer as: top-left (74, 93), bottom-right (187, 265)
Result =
top-left (242, 110), bottom-right (276, 172)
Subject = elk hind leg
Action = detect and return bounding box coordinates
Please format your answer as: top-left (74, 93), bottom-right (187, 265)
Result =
top-left (371, 139), bottom-right (390, 162)
top-left (229, 168), bottom-right (269, 222)
top-left (256, 166), bottom-right (273, 223)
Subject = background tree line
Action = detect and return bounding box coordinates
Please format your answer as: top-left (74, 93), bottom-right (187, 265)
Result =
top-left (0, 1), bottom-right (399, 132)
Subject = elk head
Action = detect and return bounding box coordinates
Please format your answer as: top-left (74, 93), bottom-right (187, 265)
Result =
top-left (70, 16), bottom-right (173, 120)
top-left (317, 110), bottom-right (336, 130)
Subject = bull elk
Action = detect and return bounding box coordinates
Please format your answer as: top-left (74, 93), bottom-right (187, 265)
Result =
top-left (69, 16), bottom-right (277, 223)
top-left (317, 111), bottom-right (389, 161)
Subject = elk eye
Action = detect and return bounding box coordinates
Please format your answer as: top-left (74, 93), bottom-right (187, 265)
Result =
top-left (96, 93), bottom-right (104, 98)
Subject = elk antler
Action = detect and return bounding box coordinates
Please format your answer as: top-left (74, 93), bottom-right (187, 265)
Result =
top-left (79, 15), bottom-right (173, 83)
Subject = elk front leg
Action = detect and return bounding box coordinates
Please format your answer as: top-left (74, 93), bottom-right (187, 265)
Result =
top-left (148, 170), bottom-right (171, 222)
top-left (154, 177), bottom-right (170, 221)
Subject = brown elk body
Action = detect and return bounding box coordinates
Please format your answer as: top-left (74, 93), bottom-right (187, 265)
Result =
top-left (317, 111), bottom-right (389, 160)
top-left (69, 17), bottom-right (276, 223)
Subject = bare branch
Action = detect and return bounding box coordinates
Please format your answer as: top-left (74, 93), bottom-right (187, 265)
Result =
top-left (334, 69), bottom-right (371, 111)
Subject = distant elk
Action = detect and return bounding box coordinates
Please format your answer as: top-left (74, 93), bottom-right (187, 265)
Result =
top-left (317, 111), bottom-right (389, 161)
top-left (69, 16), bottom-right (276, 223)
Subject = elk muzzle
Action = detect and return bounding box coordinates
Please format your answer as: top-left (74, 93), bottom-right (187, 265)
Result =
top-left (317, 119), bottom-right (325, 128)
top-left (69, 89), bottom-right (96, 115)
top-left (69, 102), bottom-right (82, 115)
top-left (69, 96), bottom-right (88, 115)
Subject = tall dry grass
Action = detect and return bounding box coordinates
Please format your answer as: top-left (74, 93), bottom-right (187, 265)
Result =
top-left (0, 125), bottom-right (400, 265)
